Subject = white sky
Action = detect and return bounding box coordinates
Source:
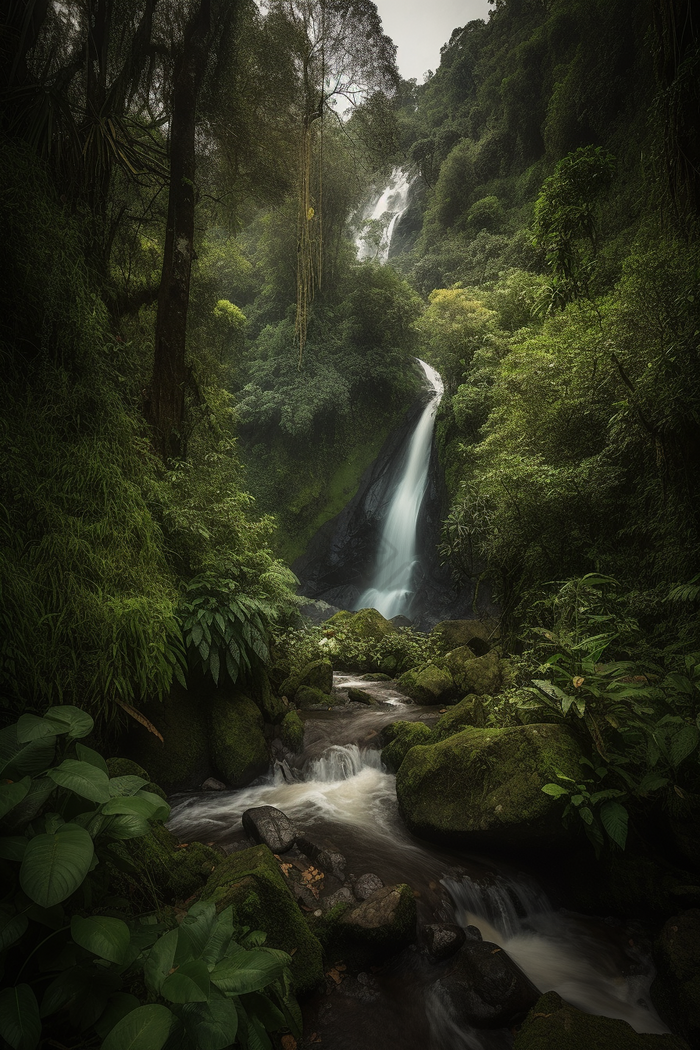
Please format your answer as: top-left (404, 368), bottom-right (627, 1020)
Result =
top-left (374, 0), bottom-right (493, 82)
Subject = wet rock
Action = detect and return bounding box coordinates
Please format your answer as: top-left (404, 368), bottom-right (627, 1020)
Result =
top-left (381, 721), bottom-right (432, 773)
top-left (464, 924), bottom-right (483, 941)
top-left (436, 940), bottom-right (539, 1029)
top-left (396, 723), bottom-right (584, 851)
top-left (444, 649), bottom-right (503, 696)
top-left (278, 710), bottom-right (304, 752)
top-left (242, 805), bottom-right (297, 853)
top-left (340, 883), bottom-right (417, 955)
top-left (321, 886), bottom-right (355, 912)
top-left (295, 685), bottom-right (333, 708)
top-left (514, 990), bottom-right (689, 1049)
top-left (201, 777), bottom-right (227, 791)
top-left (397, 663), bottom-right (455, 704)
top-left (209, 692), bottom-right (269, 788)
top-left (347, 688), bottom-right (378, 706)
top-left (281, 658), bottom-right (333, 699)
top-left (422, 923), bottom-right (466, 961)
top-left (353, 873), bottom-right (384, 900)
top-left (296, 835), bottom-right (347, 881)
top-left (651, 908), bottom-right (700, 1047)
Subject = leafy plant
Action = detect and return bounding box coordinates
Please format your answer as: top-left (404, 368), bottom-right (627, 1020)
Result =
top-left (542, 757), bottom-right (633, 854)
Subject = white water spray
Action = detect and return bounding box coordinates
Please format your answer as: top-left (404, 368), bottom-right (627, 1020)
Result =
top-left (355, 168), bottom-right (412, 262)
top-left (356, 359), bottom-right (443, 619)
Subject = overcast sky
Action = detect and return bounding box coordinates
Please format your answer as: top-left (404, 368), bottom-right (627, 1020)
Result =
top-left (374, 0), bottom-right (492, 82)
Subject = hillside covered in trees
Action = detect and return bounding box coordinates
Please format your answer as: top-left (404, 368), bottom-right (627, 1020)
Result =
top-left (1, 1), bottom-right (700, 1049)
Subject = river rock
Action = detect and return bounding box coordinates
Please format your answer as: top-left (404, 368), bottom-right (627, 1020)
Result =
top-left (514, 991), bottom-right (689, 1049)
top-left (444, 649), bottom-right (503, 696)
top-left (395, 724), bottom-right (584, 850)
top-left (295, 685), bottom-right (333, 708)
top-left (422, 923), bottom-right (467, 961)
top-left (432, 619), bottom-right (498, 656)
top-left (278, 710), bottom-right (304, 753)
top-left (321, 886), bottom-right (355, 912)
top-left (381, 721), bottom-right (432, 772)
top-left (436, 940), bottom-right (539, 1029)
top-left (651, 908), bottom-right (700, 1047)
top-left (347, 687), bottom-right (378, 706)
top-left (433, 695), bottom-right (487, 739)
top-left (242, 805), bottom-right (297, 853)
top-left (281, 658), bottom-right (333, 699)
top-left (353, 873), bottom-right (384, 900)
top-left (296, 835), bottom-right (347, 881)
top-left (397, 663), bottom-right (455, 704)
top-left (209, 692), bottom-right (269, 788)
top-left (201, 777), bottom-right (227, 791)
top-left (340, 883), bottom-right (417, 954)
top-left (329, 607), bottom-right (397, 641)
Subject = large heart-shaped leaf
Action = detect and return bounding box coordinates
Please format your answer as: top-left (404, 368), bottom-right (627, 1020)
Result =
top-left (102, 813), bottom-right (151, 841)
top-left (107, 775), bottom-right (148, 797)
top-left (94, 994), bottom-right (141, 1040)
top-left (101, 1004), bottom-right (174, 1050)
top-left (210, 950), bottom-right (286, 995)
top-left (2, 777), bottom-right (55, 830)
top-left (160, 960), bottom-right (211, 1004)
top-left (144, 930), bottom-right (178, 994)
top-left (19, 823), bottom-right (94, 906)
top-left (0, 777), bottom-right (31, 819)
top-left (16, 715), bottom-right (65, 743)
top-left (71, 915), bottom-right (130, 964)
top-left (47, 760), bottom-right (111, 803)
top-left (0, 726), bottom-right (55, 779)
top-left (0, 984), bottom-right (42, 1050)
top-left (0, 910), bottom-right (28, 952)
top-left (75, 742), bottom-right (109, 774)
top-left (44, 706), bottom-right (94, 740)
top-left (102, 795), bottom-right (168, 821)
top-left (181, 999), bottom-right (239, 1050)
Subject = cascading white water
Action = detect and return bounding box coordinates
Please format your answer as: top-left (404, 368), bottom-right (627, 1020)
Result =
top-left (356, 359), bottom-right (444, 619)
top-left (355, 168), bottom-right (412, 262)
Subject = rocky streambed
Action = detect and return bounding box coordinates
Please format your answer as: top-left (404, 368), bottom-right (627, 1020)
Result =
top-left (167, 673), bottom-right (688, 1050)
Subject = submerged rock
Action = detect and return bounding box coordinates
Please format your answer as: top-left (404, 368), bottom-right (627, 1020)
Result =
top-left (395, 723), bottom-right (584, 850)
top-left (242, 805), bottom-right (297, 853)
top-left (201, 777), bottom-right (227, 791)
top-left (436, 940), bottom-right (539, 1028)
top-left (296, 835), bottom-right (347, 881)
top-left (397, 663), bottom-right (455, 704)
top-left (514, 991), bottom-right (689, 1049)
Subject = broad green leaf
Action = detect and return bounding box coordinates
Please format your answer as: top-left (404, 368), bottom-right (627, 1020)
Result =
top-left (75, 743), bottom-right (109, 774)
top-left (135, 790), bottom-right (170, 821)
top-left (210, 950), bottom-right (285, 995)
top-left (48, 759), bottom-right (111, 803)
top-left (600, 800), bottom-right (628, 849)
top-left (20, 823), bottom-right (94, 906)
top-left (160, 960), bottom-right (211, 1004)
top-left (0, 836), bottom-right (27, 861)
top-left (209, 648), bottom-right (220, 685)
top-left (636, 773), bottom-right (669, 794)
top-left (44, 706), bottom-right (94, 740)
top-left (102, 813), bottom-right (152, 841)
top-left (200, 907), bottom-right (236, 968)
top-left (101, 1003), bottom-right (174, 1050)
top-left (94, 994), bottom-right (141, 1040)
top-left (589, 789), bottom-right (625, 804)
top-left (0, 985), bottom-right (41, 1050)
top-left (16, 715), bottom-right (64, 743)
top-left (0, 777), bottom-right (31, 819)
top-left (541, 783), bottom-right (568, 797)
top-left (108, 775), bottom-right (148, 797)
top-left (41, 966), bottom-right (94, 1018)
top-left (0, 910), bottom-right (28, 951)
top-left (144, 929), bottom-right (179, 993)
top-left (578, 806), bottom-right (594, 825)
top-left (181, 999), bottom-right (239, 1050)
top-left (177, 901), bottom-right (217, 962)
top-left (71, 915), bottom-right (130, 964)
top-left (102, 795), bottom-right (166, 820)
top-left (0, 726), bottom-right (56, 779)
top-left (244, 991), bottom-right (286, 1032)
top-left (2, 777), bottom-right (55, 830)
top-left (669, 725), bottom-right (699, 767)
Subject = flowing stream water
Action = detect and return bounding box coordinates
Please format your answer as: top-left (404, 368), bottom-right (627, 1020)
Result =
top-left (355, 359), bottom-right (443, 620)
top-left (168, 677), bottom-right (667, 1049)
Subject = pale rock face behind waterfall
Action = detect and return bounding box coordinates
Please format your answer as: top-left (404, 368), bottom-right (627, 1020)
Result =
top-left (356, 359), bottom-right (444, 619)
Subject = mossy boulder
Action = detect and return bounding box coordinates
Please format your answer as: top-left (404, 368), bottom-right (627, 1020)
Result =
top-left (397, 663), bottom-right (455, 704)
top-left (295, 685), bottom-right (334, 708)
top-left (209, 692), bottom-right (269, 787)
top-left (328, 607), bottom-right (396, 642)
top-left (200, 844), bottom-right (324, 994)
top-left (254, 672), bottom-right (287, 725)
top-left (433, 696), bottom-right (487, 739)
top-left (127, 683), bottom-right (210, 793)
top-left (281, 658), bottom-right (333, 698)
top-left (444, 649), bottom-right (503, 696)
top-left (279, 710), bottom-right (304, 753)
top-left (108, 822), bottom-right (220, 909)
top-left (347, 687), bottom-right (377, 705)
top-left (339, 883), bottom-right (417, 956)
top-left (432, 619), bottom-right (498, 656)
top-left (514, 991), bottom-right (688, 1050)
top-left (382, 721), bottom-right (433, 773)
top-left (395, 724), bottom-right (584, 851)
top-left (651, 909), bottom-right (700, 1046)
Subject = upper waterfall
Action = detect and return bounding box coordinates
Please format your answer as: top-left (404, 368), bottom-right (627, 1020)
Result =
top-left (355, 359), bottom-right (444, 619)
top-left (354, 168), bottom-right (412, 263)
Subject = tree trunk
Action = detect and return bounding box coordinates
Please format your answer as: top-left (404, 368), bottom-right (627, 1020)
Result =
top-left (146, 0), bottom-right (212, 461)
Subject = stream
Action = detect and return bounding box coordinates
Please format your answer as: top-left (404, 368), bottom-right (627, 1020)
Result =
top-left (168, 675), bottom-right (668, 1049)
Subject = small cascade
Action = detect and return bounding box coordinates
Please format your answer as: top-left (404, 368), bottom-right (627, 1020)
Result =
top-left (356, 359), bottom-right (444, 619)
top-left (303, 743), bottom-right (384, 782)
top-left (355, 168), bottom-right (412, 262)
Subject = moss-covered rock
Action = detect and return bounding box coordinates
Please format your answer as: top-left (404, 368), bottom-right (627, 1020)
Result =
top-left (108, 822), bottom-right (220, 909)
top-left (432, 619), bottom-right (498, 656)
top-left (347, 687), bottom-right (377, 705)
top-left (397, 663), bottom-right (455, 704)
top-left (295, 685), bottom-right (335, 708)
top-left (433, 696), bottom-right (488, 739)
top-left (279, 710), bottom-right (305, 753)
top-left (395, 724), bottom-right (584, 850)
top-left (254, 673), bottom-right (287, 725)
top-left (382, 722), bottom-right (433, 773)
top-left (651, 909), bottom-right (700, 1046)
top-left (127, 684), bottom-right (210, 793)
top-left (514, 991), bottom-right (688, 1050)
top-left (444, 649), bottom-right (503, 696)
top-left (200, 844), bottom-right (324, 994)
top-left (281, 658), bottom-right (333, 698)
top-left (327, 607), bottom-right (396, 641)
top-left (209, 692), bottom-right (269, 787)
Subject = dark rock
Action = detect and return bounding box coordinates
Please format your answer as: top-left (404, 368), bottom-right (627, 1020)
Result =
top-left (347, 688), bottom-right (378, 706)
top-left (464, 924), bottom-right (483, 941)
top-left (321, 886), bottom-right (355, 912)
top-left (340, 883), bottom-right (417, 954)
top-left (296, 835), bottom-right (347, 881)
top-left (242, 805), bottom-right (297, 853)
top-left (422, 923), bottom-right (466, 961)
top-left (651, 908), bottom-right (700, 1046)
top-left (514, 991), bottom-right (689, 1049)
top-left (397, 664), bottom-right (455, 704)
top-left (353, 873), bottom-right (384, 900)
top-left (209, 692), bottom-right (269, 788)
top-left (436, 940), bottom-right (540, 1029)
top-left (432, 619), bottom-right (499, 656)
top-left (201, 777), bottom-right (227, 791)
top-left (281, 658), bottom-right (333, 699)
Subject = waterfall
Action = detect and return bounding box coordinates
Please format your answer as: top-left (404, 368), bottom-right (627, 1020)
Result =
top-left (356, 359), bottom-right (444, 619)
top-left (355, 168), bottom-right (412, 262)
